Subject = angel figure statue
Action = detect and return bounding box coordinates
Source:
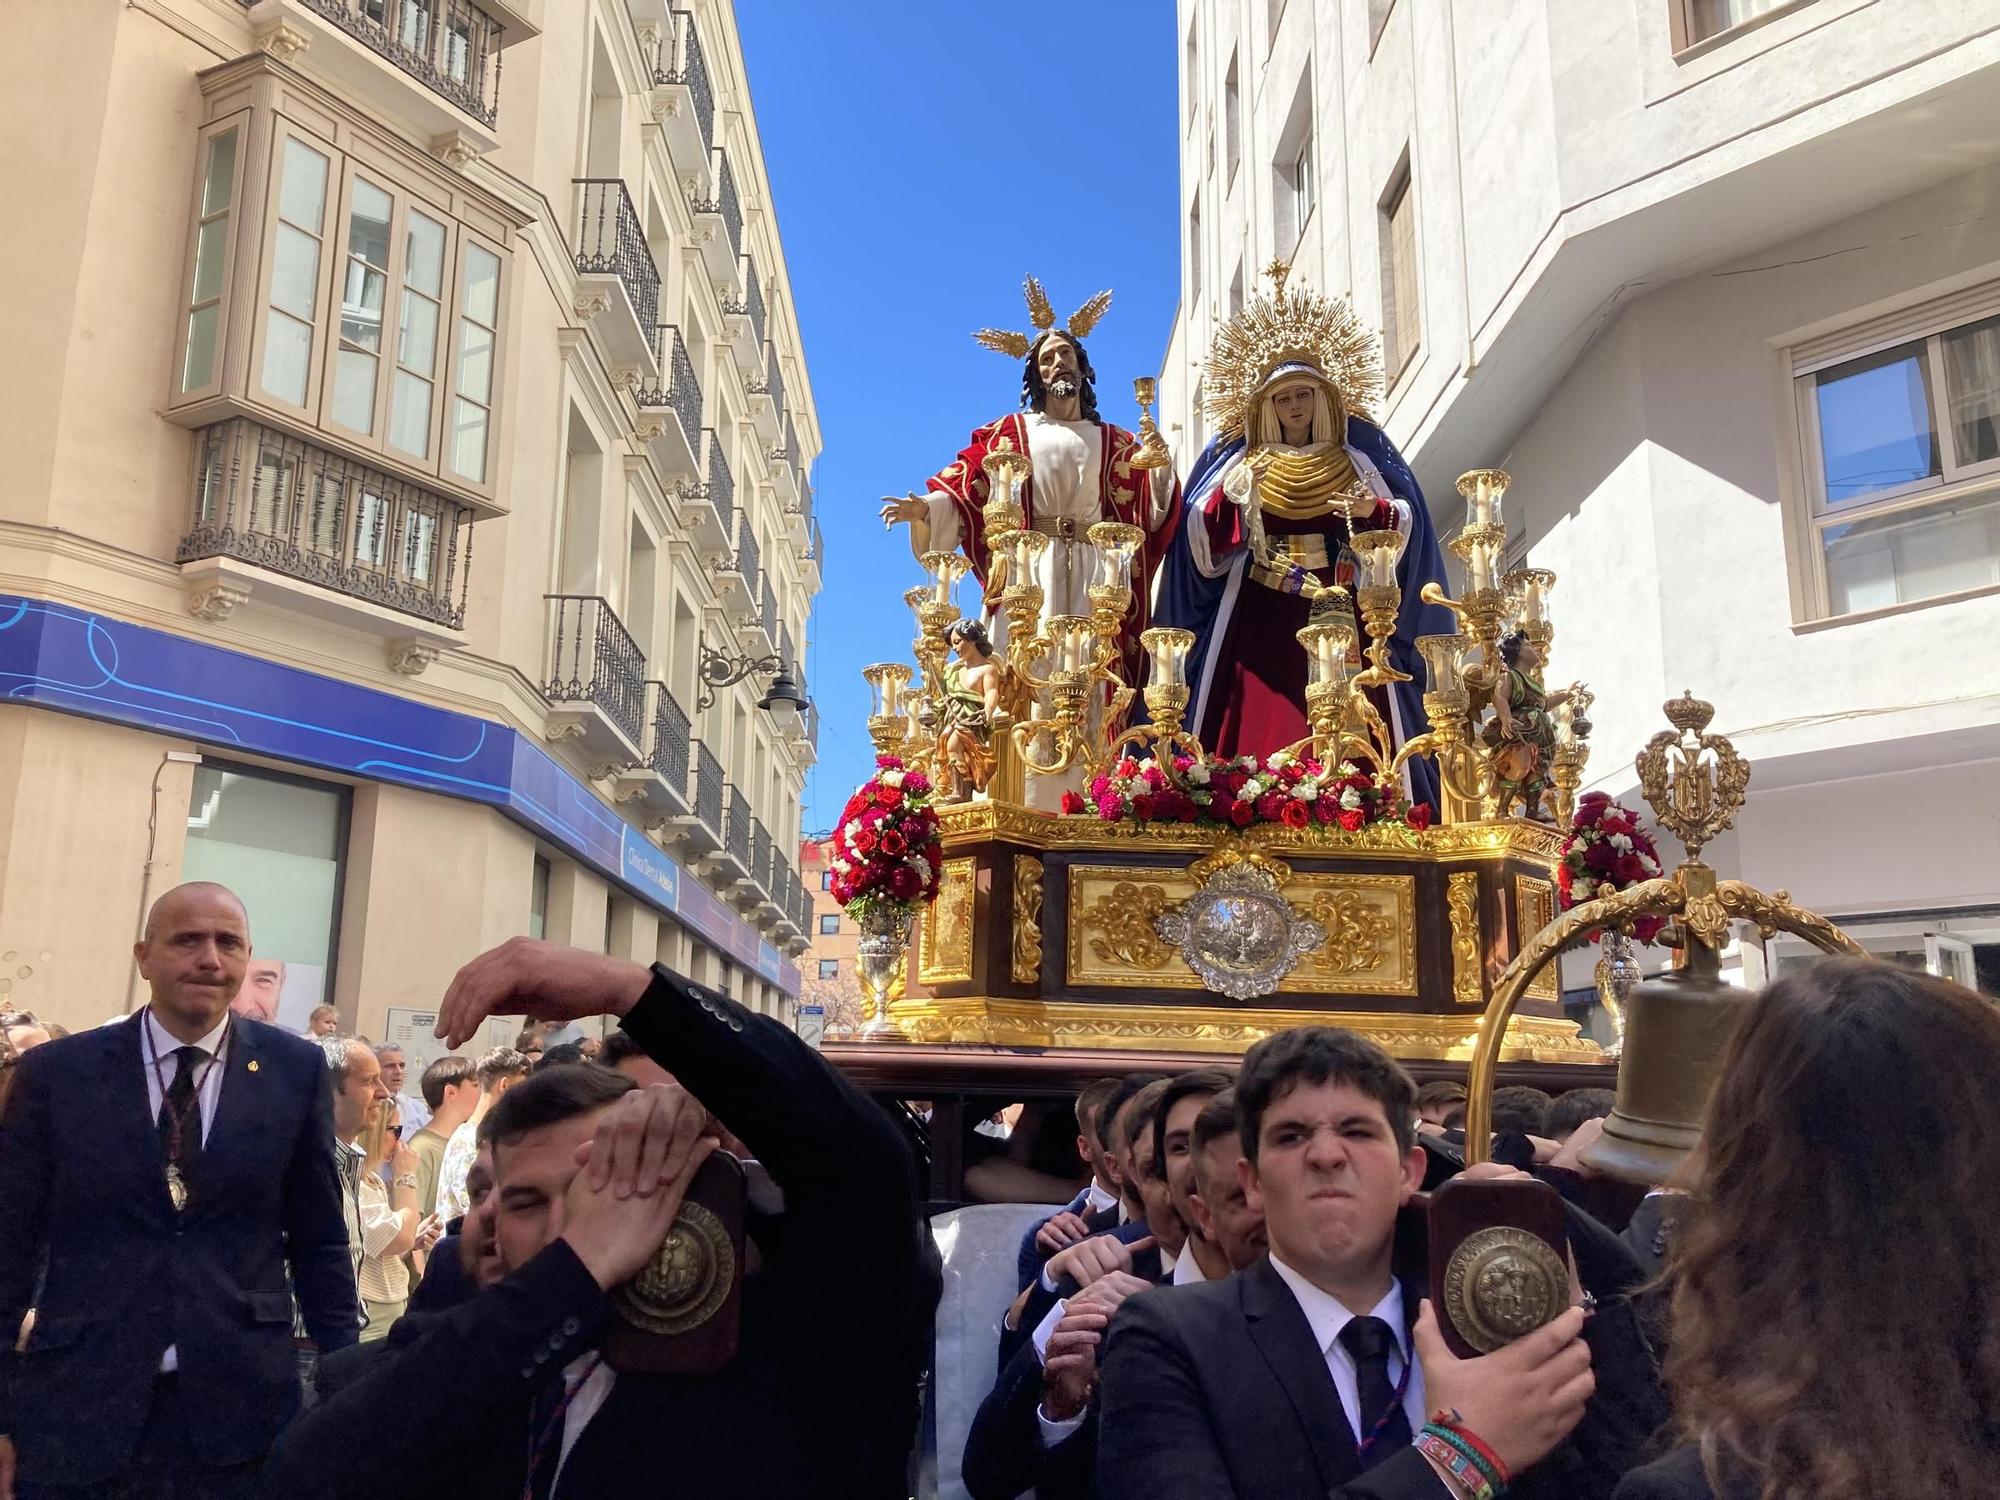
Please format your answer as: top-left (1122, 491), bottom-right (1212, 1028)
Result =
top-left (931, 619), bottom-right (1013, 802)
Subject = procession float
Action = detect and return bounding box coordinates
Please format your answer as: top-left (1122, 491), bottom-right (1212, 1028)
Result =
top-left (823, 266), bottom-right (1865, 1196)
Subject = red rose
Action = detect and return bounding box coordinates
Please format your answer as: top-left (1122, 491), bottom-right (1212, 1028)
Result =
top-left (1060, 790), bottom-right (1086, 815)
top-left (853, 828), bottom-right (878, 855)
top-left (877, 786), bottom-right (904, 809)
top-left (1131, 794), bottom-right (1157, 821)
top-left (1336, 808), bottom-right (1366, 832)
top-left (1405, 804), bottom-right (1434, 831)
top-left (1280, 801), bottom-right (1310, 829)
top-left (880, 830), bottom-right (907, 857)
top-left (889, 865), bottom-right (921, 900)
top-left (1229, 801), bottom-right (1255, 828)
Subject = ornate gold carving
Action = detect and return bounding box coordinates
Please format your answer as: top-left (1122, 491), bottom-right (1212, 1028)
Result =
top-left (1513, 876), bottom-right (1560, 1002)
top-left (918, 858), bottom-right (976, 985)
top-left (1203, 260), bottom-right (1384, 435)
top-left (1635, 692), bottom-right (1751, 862)
top-left (1074, 878), bottom-right (1178, 974)
top-left (1443, 1226), bottom-right (1569, 1354)
top-left (875, 996), bottom-right (1602, 1063)
top-left (1292, 878), bottom-right (1411, 990)
top-left (1448, 872), bottom-right (1483, 1004)
top-left (1010, 856), bottom-right (1043, 985)
top-left (1187, 839), bottom-right (1294, 885)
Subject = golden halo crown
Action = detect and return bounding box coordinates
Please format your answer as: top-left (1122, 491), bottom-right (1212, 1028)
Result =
top-left (1203, 261), bottom-right (1383, 438)
top-left (972, 275), bottom-right (1113, 359)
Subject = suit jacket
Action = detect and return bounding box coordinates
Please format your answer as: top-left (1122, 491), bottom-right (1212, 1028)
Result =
top-left (1016, 1186), bottom-right (1096, 1292)
top-left (1096, 1224), bottom-right (1666, 1500)
top-left (0, 1014), bottom-right (355, 1484)
top-left (1001, 1220), bottom-right (1163, 1374)
top-left (263, 966), bottom-right (938, 1499)
top-left (963, 1330), bottom-right (1099, 1500)
top-left (1613, 1445), bottom-right (1754, 1500)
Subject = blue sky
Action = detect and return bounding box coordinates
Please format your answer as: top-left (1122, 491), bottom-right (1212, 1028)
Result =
top-left (733, 2), bottom-right (1183, 833)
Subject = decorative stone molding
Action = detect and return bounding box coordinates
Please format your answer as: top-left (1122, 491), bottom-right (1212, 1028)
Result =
top-left (255, 22), bottom-right (311, 62)
top-left (635, 21), bottom-right (663, 50)
top-left (187, 580), bottom-right (251, 622)
top-left (574, 292), bottom-right (613, 321)
top-left (387, 638), bottom-right (442, 676)
top-left (544, 721), bottom-right (588, 743)
top-left (611, 366), bottom-right (644, 396)
top-left (649, 93), bottom-right (681, 125)
top-left (431, 132), bottom-right (481, 170)
top-left (633, 418), bottom-right (668, 444)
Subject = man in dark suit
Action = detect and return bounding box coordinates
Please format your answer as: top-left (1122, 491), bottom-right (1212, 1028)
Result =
top-left (1095, 1027), bottom-right (1664, 1500)
top-left (263, 938), bottom-right (937, 1499)
top-left (0, 881), bottom-right (357, 1499)
top-left (1014, 1077), bottom-right (1137, 1289)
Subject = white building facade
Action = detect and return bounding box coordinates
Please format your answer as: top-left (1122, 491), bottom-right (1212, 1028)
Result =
top-left (1163, 0), bottom-right (2000, 995)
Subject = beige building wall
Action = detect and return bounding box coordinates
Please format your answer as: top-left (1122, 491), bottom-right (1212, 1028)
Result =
top-left (0, 0), bottom-right (823, 1039)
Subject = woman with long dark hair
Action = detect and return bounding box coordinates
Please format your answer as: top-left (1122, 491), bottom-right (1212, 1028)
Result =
top-left (1615, 958), bottom-right (2000, 1499)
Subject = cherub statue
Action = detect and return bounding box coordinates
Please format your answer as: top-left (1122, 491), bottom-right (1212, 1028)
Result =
top-left (933, 619), bottom-right (1012, 802)
top-left (1481, 631), bottom-right (1581, 819)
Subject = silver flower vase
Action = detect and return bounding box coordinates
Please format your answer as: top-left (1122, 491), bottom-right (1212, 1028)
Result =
top-left (1595, 929), bottom-right (1643, 1057)
top-left (857, 903), bottom-right (916, 1039)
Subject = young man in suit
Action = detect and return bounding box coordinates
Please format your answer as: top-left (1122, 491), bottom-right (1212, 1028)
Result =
top-left (0, 881), bottom-right (357, 1499)
top-left (1096, 1027), bottom-right (1662, 1500)
top-left (263, 937), bottom-right (936, 1499)
top-left (1015, 1077), bottom-right (1129, 1289)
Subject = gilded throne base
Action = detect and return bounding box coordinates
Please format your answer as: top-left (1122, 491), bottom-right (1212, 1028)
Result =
top-left (835, 802), bottom-right (1606, 1069)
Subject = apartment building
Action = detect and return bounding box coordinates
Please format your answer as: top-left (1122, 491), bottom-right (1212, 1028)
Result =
top-left (1165, 0), bottom-right (2000, 994)
top-left (797, 835), bottom-right (861, 1024)
top-left (0, 0), bottom-right (825, 1041)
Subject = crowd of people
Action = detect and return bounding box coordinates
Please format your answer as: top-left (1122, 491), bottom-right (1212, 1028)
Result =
top-left (0, 878), bottom-right (1996, 1500)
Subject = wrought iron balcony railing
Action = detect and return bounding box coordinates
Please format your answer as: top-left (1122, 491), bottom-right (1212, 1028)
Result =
top-left (699, 432), bottom-right (735, 534)
top-left (758, 572), bottom-right (778, 644)
top-left (693, 742), bottom-right (724, 835)
top-left (775, 409), bottom-right (798, 466)
top-left (691, 150), bottom-right (742, 261)
top-left (654, 9), bottom-right (714, 154)
top-left (636, 325), bottom-right (702, 445)
top-left (778, 624), bottom-right (795, 678)
top-left (645, 679), bottom-right (691, 793)
top-left (254, 0), bottom-right (504, 127)
top-left (573, 179), bottom-right (660, 336)
top-left (181, 418), bottom-right (473, 628)
top-left (751, 818), bottom-right (773, 899)
top-left (723, 782), bottom-right (752, 867)
top-left (806, 517), bottom-right (824, 565)
top-left (736, 515), bottom-right (761, 584)
top-left (724, 258), bottom-right (766, 348)
top-left (543, 594), bottom-right (647, 746)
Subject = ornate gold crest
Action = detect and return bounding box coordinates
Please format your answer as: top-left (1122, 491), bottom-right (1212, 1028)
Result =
top-left (1153, 857), bottom-right (1327, 1000)
top-left (1442, 1225), bottom-right (1570, 1353)
top-left (611, 1201), bottom-right (734, 1336)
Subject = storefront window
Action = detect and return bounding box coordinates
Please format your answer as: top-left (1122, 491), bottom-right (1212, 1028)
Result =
top-left (183, 761), bottom-right (347, 1028)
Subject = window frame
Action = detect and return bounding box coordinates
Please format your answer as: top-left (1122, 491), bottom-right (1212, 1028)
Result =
top-left (1378, 156), bottom-right (1421, 385)
top-left (445, 231), bottom-right (506, 488)
top-left (817, 959), bottom-right (839, 981)
top-left (252, 122), bottom-right (339, 419)
top-left (1671, 0), bottom-right (1814, 54)
top-left (1781, 283), bottom-right (2000, 624)
top-left (818, 913), bottom-right (839, 936)
top-left (175, 114), bottom-right (251, 404)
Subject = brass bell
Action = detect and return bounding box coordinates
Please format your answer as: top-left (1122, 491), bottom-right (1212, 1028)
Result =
top-left (1577, 943), bottom-right (1749, 1185)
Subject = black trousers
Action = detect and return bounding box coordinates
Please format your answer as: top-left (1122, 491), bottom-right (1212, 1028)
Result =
top-left (20, 1375), bottom-right (263, 1500)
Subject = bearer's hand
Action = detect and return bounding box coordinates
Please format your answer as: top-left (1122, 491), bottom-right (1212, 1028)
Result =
top-left (1414, 1302), bottom-right (1594, 1476)
top-left (576, 1081), bottom-right (712, 1201)
top-left (1041, 1307), bottom-right (1109, 1421)
top-left (434, 937), bottom-right (652, 1049)
top-left (879, 494), bottom-right (926, 527)
top-left (1035, 1211), bottom-right (1093, 1257)
top-left (560, 1135), bottom-right (719, 1290)
top-left (1048, 1233), bottom-right (1155, 1289)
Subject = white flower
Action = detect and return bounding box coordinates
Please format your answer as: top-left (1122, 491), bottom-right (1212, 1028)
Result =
top-left (880, 769), bottom-right (905, 788)
top-left (1638, 854), bottom-right (1660, 875)
top-left (1241, 777), bottom-right (1264, 798)
top-left (1337, 761), bottom-right (1359, 777)
top-left (1573, 877), bottom-right (1596, 900)
top-left (1187, 763), bottom-right (1212, 785)
top-left (1608, 832), bottom-right (1633, 853)
top-left (1268, 751), bottom-right (1294, 770)
top-left (1339, 786), bottom-right (1362, 811)
top-left (1295, 784), bottom-right (1319, 802)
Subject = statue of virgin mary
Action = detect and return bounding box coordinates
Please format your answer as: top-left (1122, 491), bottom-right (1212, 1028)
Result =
top-left (1151, 263), bottom-right (1455, 812)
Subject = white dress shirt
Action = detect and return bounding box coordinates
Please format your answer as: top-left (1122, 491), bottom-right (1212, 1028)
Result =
top-left (1171, 1241), bottom-right (1210, 1286)
top-left (142, 1009), bottom-right (230, 1372)
top-left (1267, 1256), bottom-right (1428, 1446)
top-left (1084, 1180), bottom-right (1118, 1217)
top-left (552, 1354), bottom-right (619, 1489)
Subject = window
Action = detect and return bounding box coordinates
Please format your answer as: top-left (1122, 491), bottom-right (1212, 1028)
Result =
top-left (182, 760), bottom-right (348, 1027)
top-left (1184, 19), bottom-right (1197, 131)
top-left (818, 914), bottom-right (839, 936)
top-left (1273, 78), bottom-right (1315, 257)
top-left (391, 209), bottom-right (446, 457)
top-left (1228, 263), bottom-right (1244, 320)
top-left (819, 870), bottom-right (832, 891)
top-left (332, 179), bottom-right (392, 434)
top-left (817, 959), bottom-right (839, 981)
top-left (181, 125), bottom-right (240, 395)
top-left (263, 135), bottom-right (331, 408)
top-left (451, 243), bottom-right (501, 483)
top-left (1368, 0), bottom-right (1397, 51)
top-left (1679, 0), bottom-right (1799, 47)
top-left (1378, 159), bottom-right (1420, 380)
top-left (529, 854), bottom-right (550, 939)
top-left (1791, 300), bottom-right (2000, 618)
top-left (1189, 193), bottom-right (1203, 306)
top-left (1224, 54), bottom-right (1241, 187)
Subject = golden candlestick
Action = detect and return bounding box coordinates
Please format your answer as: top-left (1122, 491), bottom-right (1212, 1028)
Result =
top-left (981, 437), bottom-right (1030, 535)
top-left (1347, 529), bottom-right (1411, 690)
top-left (862, 662), bottom-right (914, 756)
top-left (1104, 626), bottom-right (1203, 771)
top-left (1503, 566), bottom-right (1557, 656)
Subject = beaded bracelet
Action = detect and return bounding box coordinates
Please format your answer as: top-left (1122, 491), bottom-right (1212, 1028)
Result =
top-left (1429, 1414), bottom-right (1512, 1489)
top-left (1414, 1429), bottom-right (1499, 1500)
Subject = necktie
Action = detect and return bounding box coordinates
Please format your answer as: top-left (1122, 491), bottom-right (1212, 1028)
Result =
top-left (157, 1045), bottom-right (205, 1171)
top-left (1336, 1314), bottom-right (1412, 1468)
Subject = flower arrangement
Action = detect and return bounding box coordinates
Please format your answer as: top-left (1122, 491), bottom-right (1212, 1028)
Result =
top-left (1059, 753), bottom-right (1432, 833)
top-left (828, 756), bottom-right (944, 919)
top-left (1557, 791), bottom-right (1667, 943)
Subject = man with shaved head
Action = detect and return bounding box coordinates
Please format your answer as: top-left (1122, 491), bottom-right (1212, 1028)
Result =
top-left (0, 880), bottom-right (356, 1498)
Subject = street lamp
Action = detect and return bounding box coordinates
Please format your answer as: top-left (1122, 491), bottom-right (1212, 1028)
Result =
top-left (697, 638), bottom-right (809, 727)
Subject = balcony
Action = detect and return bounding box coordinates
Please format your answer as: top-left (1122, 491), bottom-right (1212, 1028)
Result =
top-left (178, 418), bottom-right (470, 670)
top-left (750, 817), bottom-right (773, 900)
top-left (748, 345), bottom-right (783, 444)
top-left (740, 569), bottom-right (776, 655)
top-left (240, 0), bottom-right (506, 154)
top-left (715, 513), bottom-right (756, 612)
top-left (634, 324), bottom-right (701, 475)
top-left (667, 740), bottom-right (726, 854)
top-left (801, 515), bottom-right (824, 591)
top-left (771, 411), bottom-right (800, 496)
top-left (785, 472), bottom-right (812, 548)
top-left (690, 149), bottom-right (741, 288)
top-left (715, 781), bottom-right (755, 888)
top-left (678, 429), bottom-right (733, 552)
top-left (611, 678), bottom-right (693, 816)
top-left (573, 179), bottom-right (661, 371)
top-left (541, 594), bottom-right (647, 756)
top-left (722, 256), bottom-right (765, 373)
top-left (792, 697), bottom-right (819, 768)
top-left (649, 9), bottom-right (713, 176)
